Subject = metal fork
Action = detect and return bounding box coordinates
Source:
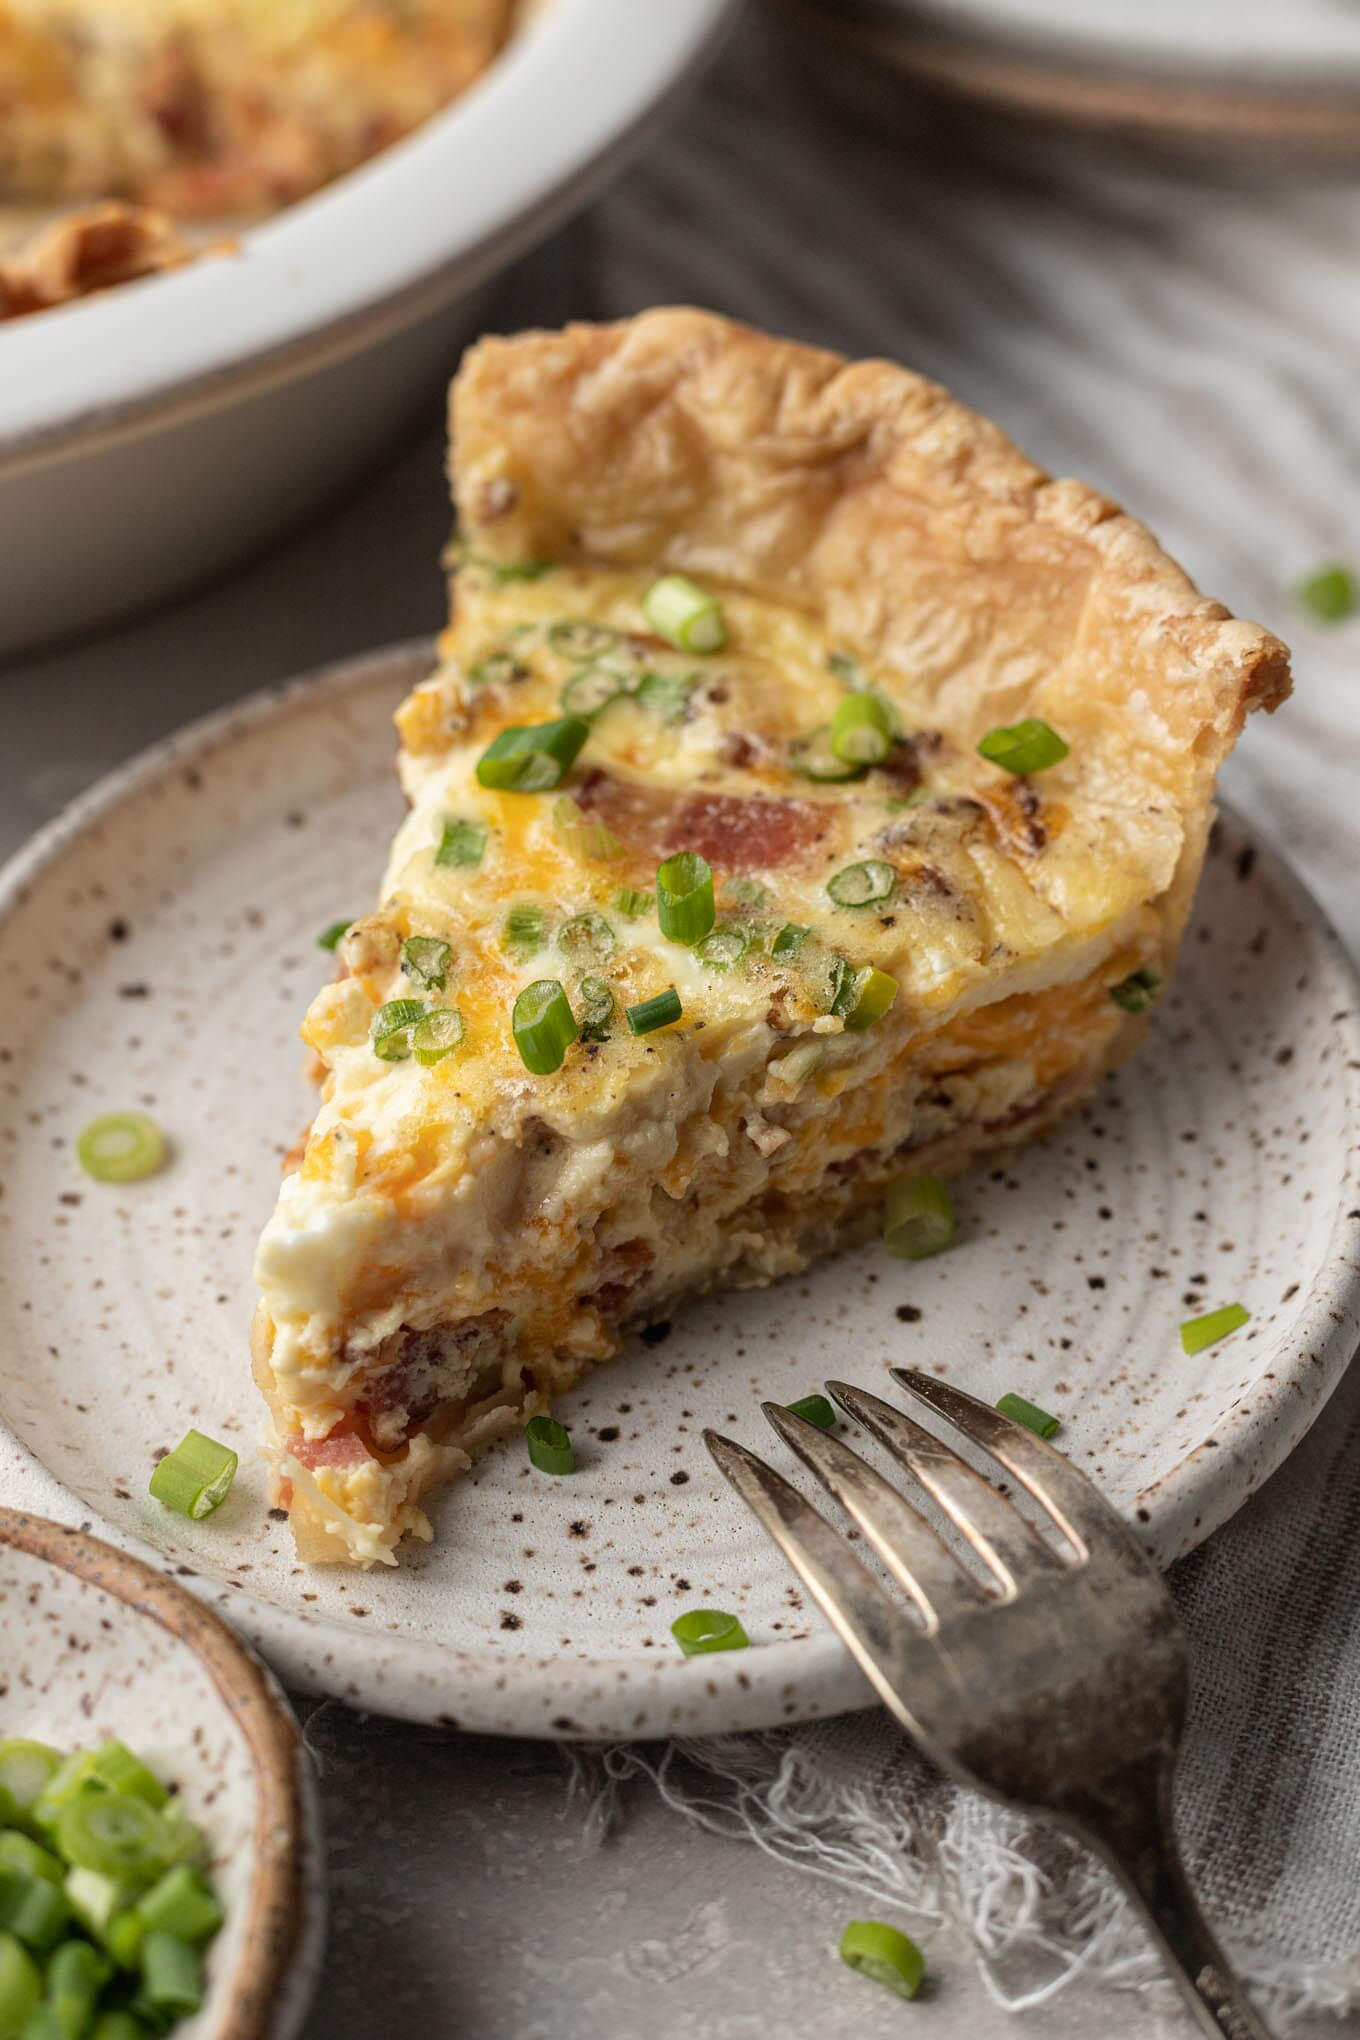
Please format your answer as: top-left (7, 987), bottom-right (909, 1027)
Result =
top-left (705, 1370), bottom-right (1273, 2040)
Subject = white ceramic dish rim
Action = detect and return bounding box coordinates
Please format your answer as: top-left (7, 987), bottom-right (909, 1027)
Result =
top-left (0, 0), bottom-right (736, 471)
top-left (1, 641), bottom-right (1359, 1735)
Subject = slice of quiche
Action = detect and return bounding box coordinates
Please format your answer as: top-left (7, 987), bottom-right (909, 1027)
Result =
top-left (252, 308), bottom-right (1291, 1565)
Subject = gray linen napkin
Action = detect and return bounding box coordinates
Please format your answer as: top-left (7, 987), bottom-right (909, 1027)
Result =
top-left (560, 7), bottom-right (1360, 2023)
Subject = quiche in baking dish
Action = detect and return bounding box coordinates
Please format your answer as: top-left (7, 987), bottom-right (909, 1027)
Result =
top-left (0, 0), bottom-right (510, 216)
top-left (252, 308), bottom-right (1291, 1565)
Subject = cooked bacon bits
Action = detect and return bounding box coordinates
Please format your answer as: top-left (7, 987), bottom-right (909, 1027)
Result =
top-left (576, 770), bottom-right (831, 875)
top-left (290, 1428), bottom-right (370, 1471)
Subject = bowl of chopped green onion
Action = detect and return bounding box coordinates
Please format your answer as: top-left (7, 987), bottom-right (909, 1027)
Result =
top-left (0, 1509), bottom-right (324, 2040)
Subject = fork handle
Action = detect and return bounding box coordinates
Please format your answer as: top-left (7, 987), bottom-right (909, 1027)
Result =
top-left (1066, 1755), bottom-right (1275, 2040)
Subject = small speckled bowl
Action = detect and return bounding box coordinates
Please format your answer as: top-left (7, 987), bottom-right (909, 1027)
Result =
top-left (0, 1508), bottom-right (323, 2040)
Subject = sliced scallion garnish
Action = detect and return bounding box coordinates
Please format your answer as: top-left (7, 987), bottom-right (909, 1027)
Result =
top-left (0, 1745), bottom-right (60, 1826)
top-left (977, 718), bottom-right (1069, 774)
top-left (434, 818), bottom-right (486, 868)
top-left (771, 922), bottom-right (809, 960)
top-left (525, 1415), bottom-right (574, 1475)
top-left (827, 859), bottom-right (895, 908)
top-left (626, 988), bottom-right (682, 1036)
top-left (1180, 1303), bottom-right (1249, 1355)
top-left (657, 851), bottom-right (716, 946)
top-left (75, 1114), bottom-right (166, 1185)
top-left (772, 1041), bottom-right (823, 1090)
top-left (476, 717), bottom-right (590, 793)
top-left (615, 886), bottom-right (653, 918)
top-left (134, 1868), bottom-right (222, 1946)
top-left (723, 877), bottom-right (767, 911)
top-left (790, 727), bottom-right (861, 782)
top-left (670, 1610), bottom-right (749, 1657)
top-left (512, 979), bottom-right (578, 1075)
top-left (696, 924), bottom-right (749, 969)
top-left (1297, 563), bottom-right (1358, 623)
top-left (995, 1392), bottom-right (1061, 1439)
top-left (549, 620), bottom-right (620, 660)
top-left (842, 965), bottom-right (898, 1029)
top-left (148, 1430), bottom-right (238, 1520)
top-left (839, 1920), bottom-right (924, 2001)
top-left (139, 1931), bottom-right (203, 2017)
top-left (643, 574), bottom-right (726, 654)
top-left (634, 670), bottom-right (693, 722)
top-left (831, 693), bottom-right (894, 766)
top-left (827, 651), bottom-right (860, 684)
top-left (56, 1798), bottom-right (168, 1884)
top-left (468, 650), bottom-right (527, 688)
top-left (411, 1009), bottom-right (464, 1067)
top-left (883, 1175), bottom-right (954, 1261)
top-left (502, 903), bottom-right (549, 958)
top-left (317, 920), bottom-right (351, 952)
top-left (1110, 968), bottom-right (1161, 1014)
top-left (371, 998), bottom-right (426, 1061)
top-left (786, 1394), bottom-right (835, 1430)
top-left (0, 1867), bottom-right (69, 1950)
top-left (561, 666), bottom-right (628, 719)
top-left (401, 935), bottom-right (451, 990)
top-left (90, 1744), bottom-right (167, 1812)
top-left (557, 913), bottom-right (616, 963)
top-left (0, 1934), bottom-right (41, 2034)
top-left (575, 976), bottom-right (615, 1042)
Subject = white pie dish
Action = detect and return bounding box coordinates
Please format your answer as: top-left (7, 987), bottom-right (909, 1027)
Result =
top-left (0, 0), bottom-right (736, 661)
top-left (0, 641), bottom-right (1357, 1741)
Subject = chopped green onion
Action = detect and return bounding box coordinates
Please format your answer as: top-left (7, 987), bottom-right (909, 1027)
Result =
top-left (148, 1430), bottom-right (237, 1520)
top-left (370, 998), bottom-right (426, 1062)
top-left (29, 1752), bottom-right (101, 1840)
top-left (525, 1415), bottom-right (574, 1476)
top-left (1110, 968), bottom-right (1161, 1014)
top-left (549, 620), bottom-right (620, 660)
top-left (560, 666), bottom-right (628, 719)
top-left (1297, 563), bottom-right (1358, 623)
top-left (575, 976), bottom-right (615, 1042)
top-left (626, 989), bottom-right (682, 1036)
top-left (977, 718), bottom-right (1069, 775)
top-left (90, 2016), bottom-right (147, 2040)
top-left (614, 887), bottom-right (653, 918)
top-left (476, 717), bottom-right (589, 792)
top-left (643, 574), bottom-right (726, 654)
top-left (133, 1869), bottom-right (221, 1947)
top-left (831, 693), bottom-right (894, 766)
top-left (883, 1175), bottom-right (955, 1261)
top-left (0, 1840), bottom-right (60, 1890)
top-left (771, 922), bottom-right (809, 960)
top-left (670, 1610), bottom-right (749, 1657)
top-left (137, 1932), bottom-right (201, 2018)
top-left (401, 936), bottom-right (451, 990)
top-left (633, 670), bottom-right (693, 722)
top-left (827, 860), bottom-right (895, 908)
top-left (317, 920), bottom-right (351, 951)
top-left (44, 1939), bottom-right (109, 2034)
top-left (995, 1392), bottom-right (1061, 1440)
top-left (656, 851), bottom-right (716, 946)
top-left (0, 1870), bottom-right (69, 1951)
top-left (75, 1114), bottom-right (166, 1185)
top-left (89, 1745), bottom-right (168, 1812)
top-left (502, 903), bottom-right (549, 958)
top-left (842, 965), bottom-right (898, 1030)
top-left (1180, 1303), bottom-right (1249, 1356)
top-left (771, 1041), bottom-right (823, 1091)
top-left (697, 924), bottom-right (749, 970)
top-left (826, 955), bottom-right (855, 1019)
top-left (786, 1394), bottom-right (835, 1430)
top-left (467, 650), bottom-right (529, 687)
top-left (0, 1748), bottom-right (60, 1832)
top-left (434, 817), bottom-right (487, 868)
top-left (557, 913), bottom-right (616, 962)
top-left (839, 1920), bottom-right (924, 2001)
top-left (64, 1869), bottom-right (135, 1942)
top-left (512, 979), bottom-right (578, 1075)
top-left (56, 1796), bottom-right (168, 1884)
top-left (20, 2007), bottom-right (68, 2040)
top-left (411, 1009), bottom-right (465, 1067)
top-left (0, 1932), bottom-right (41, 2036)
top-left (484, 558), bottom-right (551, 586)
top-left (827, 651), bottom-right (860, 684)
top-left (723, 879), bottom-right (767, 912)
top-left (790, 727), bottom-right (861, 782)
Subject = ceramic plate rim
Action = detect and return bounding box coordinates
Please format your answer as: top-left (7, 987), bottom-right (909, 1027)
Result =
top-left (2, 641), bottom-right (1358, 1740)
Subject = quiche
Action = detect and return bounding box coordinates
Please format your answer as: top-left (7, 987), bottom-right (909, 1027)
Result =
top-left (252, 308), bottom-right (1291, 1566)
top-left (0, 0), bottom-right (510, 217)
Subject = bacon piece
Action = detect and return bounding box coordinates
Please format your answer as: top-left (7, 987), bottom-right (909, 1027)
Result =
top-left (576, 771), bottom-right (831, 875)
top-left (289, 1428), bottom-right (370, 1471)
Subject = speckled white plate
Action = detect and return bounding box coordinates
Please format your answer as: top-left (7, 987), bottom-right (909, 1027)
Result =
top-left (1, 644), bottom-right (1358, 1741)
top-left (0, 1508), bottom-right (324, 2038)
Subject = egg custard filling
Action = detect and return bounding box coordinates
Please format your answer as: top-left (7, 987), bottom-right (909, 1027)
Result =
top-left (251, 309), bottom-right (1291, 1565)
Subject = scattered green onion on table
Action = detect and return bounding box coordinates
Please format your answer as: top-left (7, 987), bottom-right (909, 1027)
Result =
top-left (75, 1115), bottom-right (166, 1186)
top-left (0, 1735), bottom-right (223, 2037)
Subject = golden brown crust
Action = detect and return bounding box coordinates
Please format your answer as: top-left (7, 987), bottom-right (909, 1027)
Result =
top-left (0, 201), bottom-right (193, 318)
top-left (452, 308), bottom-right (1291, 845)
